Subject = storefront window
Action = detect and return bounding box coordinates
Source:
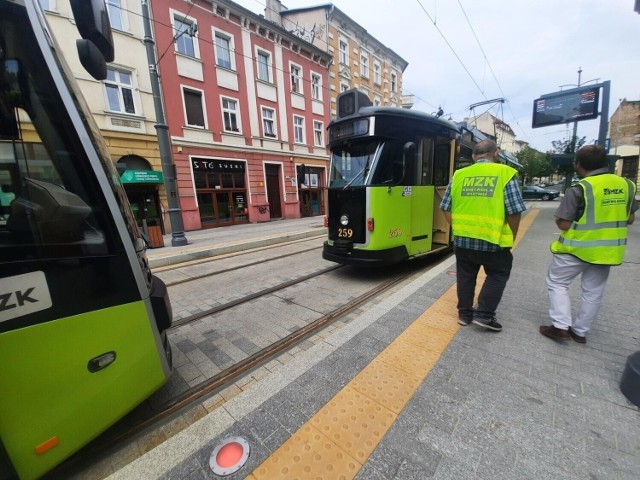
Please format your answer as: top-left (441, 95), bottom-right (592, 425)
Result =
top-left (192, 158), bottom-right (248, 227)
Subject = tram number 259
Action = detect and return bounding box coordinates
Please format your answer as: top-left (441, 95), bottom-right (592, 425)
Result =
top-left (338, 228), bottom-right (353, 238)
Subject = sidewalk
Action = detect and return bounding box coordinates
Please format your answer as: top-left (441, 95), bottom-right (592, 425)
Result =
top-left (113, 205), bottom-right (640, 479)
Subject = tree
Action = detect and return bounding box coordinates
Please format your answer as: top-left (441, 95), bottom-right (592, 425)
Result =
top-left (552, 135), bottom-right (586, 154)
top-left (551, 134), bottom-right (586, 191)
top-left (516, 146), bottom-right (554, 184)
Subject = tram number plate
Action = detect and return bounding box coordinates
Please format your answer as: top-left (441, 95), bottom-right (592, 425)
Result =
top-left (0, 271), bottom-right (52, 323)
top-left (337, 228), bottom-right (353, 238)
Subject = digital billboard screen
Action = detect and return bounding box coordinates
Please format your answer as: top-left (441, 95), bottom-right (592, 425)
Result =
top-left (532, 85), bottom-right (600, 129)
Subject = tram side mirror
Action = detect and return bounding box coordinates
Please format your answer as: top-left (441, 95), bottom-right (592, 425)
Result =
top-left (0, 59), bottom-right (29, 139)
top-left (297, 164), bottom-right (307, 187)
top-left (70, 0), bottom-right (115, 80)
top-left (76, 40), bottom-right (107, 81)
top-left (8, 178), bottom-right (91, 242)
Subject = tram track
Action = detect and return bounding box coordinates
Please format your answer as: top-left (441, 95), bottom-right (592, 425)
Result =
top-left (170, 264), bottom-right (342, 328)
top-left (153, 236), bottom-right (325, 285)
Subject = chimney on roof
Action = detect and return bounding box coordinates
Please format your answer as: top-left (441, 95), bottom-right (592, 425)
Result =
top-left (265, 0), bottom-right (284, 26)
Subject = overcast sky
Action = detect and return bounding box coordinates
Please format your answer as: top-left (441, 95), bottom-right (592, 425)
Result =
top-left (235, 0), bottom-right (639, 153)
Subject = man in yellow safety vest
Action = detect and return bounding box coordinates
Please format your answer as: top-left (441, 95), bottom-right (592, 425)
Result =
top-left (540, 145), bottom-right (638, 344)
top-left (440, 139), bottom-right (526, 332)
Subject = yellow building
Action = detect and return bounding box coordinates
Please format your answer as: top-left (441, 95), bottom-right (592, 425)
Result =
top-left (264, 0), bottom-right (408, 116)
top-left (40, 0), bottom-right (168, 242)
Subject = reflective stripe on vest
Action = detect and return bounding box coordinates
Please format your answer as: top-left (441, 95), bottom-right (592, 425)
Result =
top-left (451, 162), bottom-right (517, 247)
top-left (551, 175), bottom-right (635, 265)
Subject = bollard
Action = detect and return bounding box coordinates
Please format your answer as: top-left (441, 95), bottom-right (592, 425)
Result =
top-left (620, 351), bottom-right (640, 407)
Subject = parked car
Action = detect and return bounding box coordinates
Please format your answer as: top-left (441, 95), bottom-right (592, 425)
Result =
top-left (522, 185), bottom-right (560, 201)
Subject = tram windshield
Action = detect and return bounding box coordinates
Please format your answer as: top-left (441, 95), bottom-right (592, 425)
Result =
top-left (0, 2), bottom-right (121, 263)
top-left (329, 139), bottom-right (405, 188)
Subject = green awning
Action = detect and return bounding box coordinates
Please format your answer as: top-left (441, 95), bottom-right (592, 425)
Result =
top-left (120, 169), bottom-right (164, 184)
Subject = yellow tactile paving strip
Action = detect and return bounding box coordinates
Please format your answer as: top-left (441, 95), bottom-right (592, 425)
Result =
top-left (250, 210), bottom-right (539, 480)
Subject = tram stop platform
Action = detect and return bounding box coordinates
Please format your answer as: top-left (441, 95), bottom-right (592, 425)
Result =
top-left (110, 204), bottom-right (639, 479)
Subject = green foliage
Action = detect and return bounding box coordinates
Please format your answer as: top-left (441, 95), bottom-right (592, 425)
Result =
top-left (515, 146), bottom-right (554, 184)
top-left (551, 135), bottom-right (586, 154)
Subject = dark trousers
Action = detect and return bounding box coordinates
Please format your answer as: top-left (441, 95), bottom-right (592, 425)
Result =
top-left (455, 246), bottom-right (513, 320)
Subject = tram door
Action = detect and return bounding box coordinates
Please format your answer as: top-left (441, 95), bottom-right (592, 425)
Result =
top-left (265, 164), bottom-right (282, 219)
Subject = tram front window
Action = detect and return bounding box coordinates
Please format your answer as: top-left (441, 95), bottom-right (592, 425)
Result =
top-left (0, 8), bottom-right (113, 262)
top-left (329, 142), bottom-right (379, 187)
top-left (329, 139), bottom-right (407, 187)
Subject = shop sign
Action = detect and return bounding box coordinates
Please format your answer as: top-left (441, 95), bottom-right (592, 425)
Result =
top-left (192, 159), bottom-right (246, 173)
top-left (120, 169), bottom-right (164, 184)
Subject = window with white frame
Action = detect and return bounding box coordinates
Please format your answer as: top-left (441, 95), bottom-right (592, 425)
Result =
top-left (293, 116), bottom-right (305, 144)
top-left (221, 97), bottom-right (240, 132)
top-left (256, 50), bottom-right (271, 82)
top-left (339, 39), bottom-right (348, 65)
top-left (261, 107), bottom-right (276, 137)
top-left (173, 14), bottom-right (197, 58)
top-left (374, 95), bottom-right (382, 106)
top-left (183, 88), bottom-right (205, 127)
top-left (360, 54), bottom-right (369, 79)
top-left (311, 73), bottom-right (322, 101)
top-left (290, 64), bottom-right (302, 94)
top-left (391, 71), bottom-right (397, 93)
top-left (214, 31), bottom-right (233, 70)
top-left (106, 0), bottom-right (124, 31)
top-left (340, 81), bottom-right (349, 93)
top-left (373, 61), bottom-right (381, 85)
top-left (104, 68), bottom-right (136, 114)
top-left (313, 120), bottom-right (324, 147)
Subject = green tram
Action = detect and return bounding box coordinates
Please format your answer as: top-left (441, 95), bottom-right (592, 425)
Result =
top-left (0, 1), bottom-right (172, 479)
top-left (323, 90), bottom-right (465, 266)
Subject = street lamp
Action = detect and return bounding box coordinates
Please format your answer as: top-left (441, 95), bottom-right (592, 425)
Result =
top-left (141, 0), bottom-right (188, 247)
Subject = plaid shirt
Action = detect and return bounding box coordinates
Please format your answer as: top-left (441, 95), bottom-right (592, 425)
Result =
top-left (440, 160), bottom-right (527, 252)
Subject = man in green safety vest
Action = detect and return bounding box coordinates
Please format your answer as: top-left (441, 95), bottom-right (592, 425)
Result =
top-left (540, 145), bottom-right (638, 344)
top-left (440, 139), bottom-right (526, 332)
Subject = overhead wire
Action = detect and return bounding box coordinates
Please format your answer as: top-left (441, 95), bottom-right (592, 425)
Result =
top-left (456, 0), bottom-right (530, 141)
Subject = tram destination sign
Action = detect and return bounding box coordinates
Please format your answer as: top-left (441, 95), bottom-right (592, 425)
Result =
top-left (531, 85), bottom-right (600, 129)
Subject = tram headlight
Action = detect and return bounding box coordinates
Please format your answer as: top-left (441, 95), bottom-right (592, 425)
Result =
top-left (340, 214), bottom-right (349, 226)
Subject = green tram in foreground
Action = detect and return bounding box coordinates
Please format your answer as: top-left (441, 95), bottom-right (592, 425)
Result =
top-left (0, 1), bottom-right (172, 479)
top-left (323, 90), bottom-right (467, 267)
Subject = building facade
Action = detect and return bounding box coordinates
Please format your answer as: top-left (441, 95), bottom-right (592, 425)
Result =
top-left (610, 99), bottom-right (640, 187)
top-left (264, 0), bottom-right (408, 117)
top-left (151, 0), bottom-right (332, 230)
top-left (41, 0), bottom-right (169, 242)
top-left (463, 111), bottom-right (524, 155)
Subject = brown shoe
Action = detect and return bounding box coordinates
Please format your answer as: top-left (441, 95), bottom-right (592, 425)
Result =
top-left (539, 325), bottom-right (570, 341)
top-left (568, 327), bottom-right (586, 344)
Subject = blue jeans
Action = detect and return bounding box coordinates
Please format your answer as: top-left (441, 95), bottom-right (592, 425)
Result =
top-left (455, 246), bottom-right (513, 320)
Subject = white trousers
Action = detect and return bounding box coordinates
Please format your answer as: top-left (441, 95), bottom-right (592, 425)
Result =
top-left (546, 253), bottom-right (610, 336)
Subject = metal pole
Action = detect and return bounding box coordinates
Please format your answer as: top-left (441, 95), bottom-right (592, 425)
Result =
top-left (141, 0), bottom-right (188, 247)
top-left (571, 67), bottom-right (582, 151)
top-left (598, 81), bottom-right (611, 148)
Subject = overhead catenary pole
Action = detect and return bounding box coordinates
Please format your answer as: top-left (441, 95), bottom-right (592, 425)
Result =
top-left (141, 0), bottom-right (188, 247)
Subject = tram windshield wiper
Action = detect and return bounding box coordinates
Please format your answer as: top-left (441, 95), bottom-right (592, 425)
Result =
top-left (343, 158), bottom-right (370, 189)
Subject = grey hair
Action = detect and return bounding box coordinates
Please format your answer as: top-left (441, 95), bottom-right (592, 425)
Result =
top-left (473, 139), bottom-right (498, 156)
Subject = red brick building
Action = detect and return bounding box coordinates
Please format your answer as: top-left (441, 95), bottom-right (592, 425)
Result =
top-left (151, 0), bottom-right (331, 230)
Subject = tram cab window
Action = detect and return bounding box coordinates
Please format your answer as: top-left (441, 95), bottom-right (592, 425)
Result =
top-left (370, 140), bottom-right (405, 185)
top-left (418, 138), bottom-right (434, 185)
top-left (433, 143), bottom-right (451, 186)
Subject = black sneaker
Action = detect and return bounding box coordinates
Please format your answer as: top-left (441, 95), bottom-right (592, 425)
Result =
top-left (472, 317), bottom-right (502, 332)
top-left (458, 317), bottom-right (473, 326)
